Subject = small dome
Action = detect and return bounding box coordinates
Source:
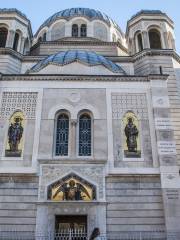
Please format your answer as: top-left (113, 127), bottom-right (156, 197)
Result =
top-left (29, 50), bottom-right (126, 74)
top-left (35, 7), bottom-right (122, 37)
top-left (130, 10), bottom-right (165, 21)
top-left (0, 8), bottom-right (27, 19)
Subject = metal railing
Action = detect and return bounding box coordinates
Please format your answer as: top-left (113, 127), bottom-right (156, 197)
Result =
top-left (0, 230), bottom-right (180, 240)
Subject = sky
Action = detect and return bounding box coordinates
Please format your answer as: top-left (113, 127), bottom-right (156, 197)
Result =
top-left (1, 0), bottom-right (180, 54)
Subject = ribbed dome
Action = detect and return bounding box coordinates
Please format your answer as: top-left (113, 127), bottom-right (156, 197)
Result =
top-left (29, 50), bottom-right (126, 74)
top-left (35, 7), bottom-right (122, 36)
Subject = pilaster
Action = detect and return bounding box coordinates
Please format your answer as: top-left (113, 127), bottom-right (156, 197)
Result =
top-left (142, 31), bottom-right (150, 49)
top-left (151, 79), bottom-right (180, 239)
top-left (6, 29), bottom-right (15, 48)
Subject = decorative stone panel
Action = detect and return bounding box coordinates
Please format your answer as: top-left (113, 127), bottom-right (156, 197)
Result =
top-left (39, 164), bottom-right (105, 201)
top-left (0, 92), bottom-right (38, 119)
top-left (111, 93), bottom-right (153, 167)
top-left (112, 93), bottom-right (148, 120)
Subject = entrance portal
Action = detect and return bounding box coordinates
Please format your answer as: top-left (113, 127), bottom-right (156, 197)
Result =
top-left (55, 215), bottom-right (87, 240)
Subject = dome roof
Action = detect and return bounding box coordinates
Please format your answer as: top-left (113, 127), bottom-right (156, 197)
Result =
top-left (130, 10), bottom-right (165, 21)
top-left (35, 7), bottom-right (122, 36)
top-left (0, 8), bottom-right (27, 19)
top-left (29, 50), bottom-right (126, 74)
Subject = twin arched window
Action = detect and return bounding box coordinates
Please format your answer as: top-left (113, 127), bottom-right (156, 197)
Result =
top-left (55, 112), bottom-right (92, 156)
top-left (72, 24), bottom-right (87, 37)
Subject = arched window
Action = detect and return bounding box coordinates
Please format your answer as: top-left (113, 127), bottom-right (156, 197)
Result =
top-left (13, 32), bottom-right (20, 51)
top-left (148, 29), bottom-right (162, 49)
top-left (80, 24), bottom-right (87, 37)
top-left (38, 36), bottom-right (42, 42)
top-left (0, 27), bottom-right (8, 48)
top-left (79, 114), bottom-right (91, 156)
top-left (43, 32), bottom-right (47, 41)
top-left (72, 24), bottom-right (78, 37)
top-left (137, 33), bottom-right (143, 52)
top-left (112, 33), bottom-right (116, 42)
top-left (55, 113), bottom-right (69, 156)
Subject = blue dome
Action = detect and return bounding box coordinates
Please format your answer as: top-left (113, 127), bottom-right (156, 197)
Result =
top-left (35, 7), bottom-right (121, 36)
top-left (29, 50), bottom-right (126, 74)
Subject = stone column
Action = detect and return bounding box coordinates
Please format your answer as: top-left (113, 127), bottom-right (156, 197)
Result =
top-left (142, 31), bottom-right (150, 49)
top-left (70, 119), bottom-right (77, 157)
top-left (6, 29), bottom-right (15, 48)
top-left (151, 78), bottom-right (180, 239)
top-left (19, 36), bottom-right (26, 54)
top-left (163, 32), bottom-right (169, 49)
top-left (131, 38), bottom-right (136, 55)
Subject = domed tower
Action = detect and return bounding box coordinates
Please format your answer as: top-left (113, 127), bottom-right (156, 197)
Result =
top-left (0, 8), bottom-right (32, 54)
top-left (31, 8), bottom-right (128, 56)
top-left (126, 10), bottom-right (175, 55)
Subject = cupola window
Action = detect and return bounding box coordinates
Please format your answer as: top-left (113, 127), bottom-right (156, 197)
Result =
top-left (149, 29), bottom-right (162, 49)
top-left (0, 27), bottom-right (8, 48)
top-left (13, 32), bottom-right (20, 51)
top-left (43, 32), bottom-right (47, 41)
top-left (137, 33), bottom-right (143, 52)
top-left (80, 24), bottom-right (87, 37)
top-left (72, 24), bottom-right (78, 37)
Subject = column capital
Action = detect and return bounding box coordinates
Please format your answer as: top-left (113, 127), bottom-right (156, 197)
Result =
top-left (71, 119), bottom-right (77, 126)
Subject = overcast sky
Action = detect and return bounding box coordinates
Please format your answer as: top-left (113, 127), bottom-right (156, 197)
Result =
top-left (1, 0), bottom-right (179, 53)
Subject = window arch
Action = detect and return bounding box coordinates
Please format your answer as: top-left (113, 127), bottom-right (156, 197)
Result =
top-left (148, 29), bottom-right (162, 49)
top-left (137, 33), bottom-right (143, 52)
top-left (80, 24), bottom-right (87, 37)
top-left (13, 32), bottom-right (20, 51)
top-left (0, 27), bottom-right (8, 48)
top-left (55, 113), bottom-right (69, 156)
top-left (79, 113), bottom-right (92, 156)
top-left (72, 24), bottom-right (78, 37)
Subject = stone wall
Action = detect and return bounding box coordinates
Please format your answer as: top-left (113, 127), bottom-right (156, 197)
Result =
top-left (0, 175), bottom-right (38, 233)
top-left (0, 55), bottom-right (22, 74)
top-left (106, 175), bottom-right (165, 239)
top-left (134, 53), bottom-right (180, 165)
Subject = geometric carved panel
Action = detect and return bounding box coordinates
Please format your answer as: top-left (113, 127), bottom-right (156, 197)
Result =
top-left (112, 93), bottom-right (148, 120)
top-left (0, 92), bottom-right (38, 119)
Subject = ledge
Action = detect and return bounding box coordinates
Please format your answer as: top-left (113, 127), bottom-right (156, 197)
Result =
top-left (0, 73), bottom-right (168, 82)
top-left (0, 167), bottom-right (37, 174)
top-left (38, 158), bottom-right (107, 164)
top-left (108, 167), bottom-right (160, 175)
top-left (37, 200), bottom-right (107, 206)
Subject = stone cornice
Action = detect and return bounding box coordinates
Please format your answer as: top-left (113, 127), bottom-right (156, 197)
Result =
top-left (0, 73), bottom-right (168, 82)
top-left (30, 40), bottom-right (128, 54)
top-left (0, 47), bottom-right (23, 60)
top-left (132, 49), bottom-right (180, 64)
top-left (1, 47), bottom-right (179, 66)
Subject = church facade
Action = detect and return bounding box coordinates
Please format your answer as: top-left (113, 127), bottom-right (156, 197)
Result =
top-left (0, 7), bottom-right (180, 240)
